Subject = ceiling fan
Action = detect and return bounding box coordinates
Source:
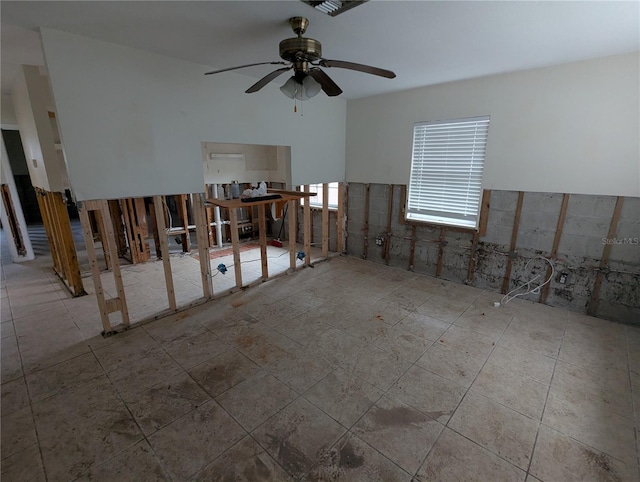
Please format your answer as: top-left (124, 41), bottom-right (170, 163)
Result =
top-left (204, 16), bottom-right (396, 100)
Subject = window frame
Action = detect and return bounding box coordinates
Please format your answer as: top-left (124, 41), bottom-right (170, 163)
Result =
top-left (405, 115), bottom-right (490, 231)
top-left (302, 182), bottom-right (340, 211)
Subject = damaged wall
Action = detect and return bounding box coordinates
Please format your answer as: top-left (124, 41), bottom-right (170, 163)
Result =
top-left (347, 183), bottom-right (640, 324)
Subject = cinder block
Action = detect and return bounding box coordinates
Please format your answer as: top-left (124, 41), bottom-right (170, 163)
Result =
top-left (557, 234), bottom-right (589, 258)
top-left (620, 196), bottom-right (640, 221)
top-left (563, 215), bottom-right (610, 237)
top-left (593, 196), bottom-right (618, 218)
top-left (348, 182), bottom-right (365, 198)
top-left (542, 193), bottom-right (564, 214)
top-left (490, 191), bottom-right (520, 211)
top-left (567, 195), bottom-right (597, 217)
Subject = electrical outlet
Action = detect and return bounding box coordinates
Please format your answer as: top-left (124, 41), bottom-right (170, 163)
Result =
top-left (375, 237), bottom-right (383, 246)
top-left (558, 272), bottom-right (569, 284)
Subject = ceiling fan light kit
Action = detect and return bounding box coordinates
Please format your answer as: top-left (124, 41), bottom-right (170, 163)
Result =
top-left (204, 16), bottom-right (395, 103)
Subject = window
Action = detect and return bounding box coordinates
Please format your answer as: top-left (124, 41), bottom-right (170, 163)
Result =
top-left (407, 116), bottom-right (490, 229)
top-left (302, 182), bottom-right (340, 209)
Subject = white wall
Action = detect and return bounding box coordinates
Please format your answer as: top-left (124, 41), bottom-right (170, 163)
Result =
top-left (10, 65), bottom-right (65, 192)
top-left (346, 52), bottom-right (640, 197)
top-left (1, 96), bottom-right (18, 125)
top-left (40, 29), bottom-right (346, 201)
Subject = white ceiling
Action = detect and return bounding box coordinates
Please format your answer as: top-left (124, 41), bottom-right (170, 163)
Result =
top-left (2, 1), bottom-right (639, 99)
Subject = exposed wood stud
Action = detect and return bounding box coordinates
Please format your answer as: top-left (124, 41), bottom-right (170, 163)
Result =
top-left (134, 198), bottom-right (151, 260)
top-left (408, 224), bottom-right (417, 271)
top-left (35, 191), bottom-right (61, 273)
top-left (259, 202), bottom-right (269, 280)
top-left (363, 183), bottom-right (370, 259)
top-left (436, 227), bottom-right (446, 278)
top-left (322, 183), bottom-right (329, 258)
top-left (53, 192), bottom-right (85, 296)
top-left (501, 191), bottom-right (525, 294)
top-left (540, 193), bottom-right (570, 304)
top-left (179, 194), bottom-right (191, 252)
top-left (1, 185), bottom-right (26, 255)
top-left (193, 193), bottom-right (213, 298)
top-left (153, 196), bottom-right (177, 310)
top-left (384, 184), bottom-right (394, 264)
top-left (94, 209), bottom-right (111, 270)
top-left (303, 185), bottom-right (311, 266)
top-left (108, 200), bottom-right (128, 258)
top-left (588, 196), bottom-right (625, 316)
top-left (79, 206), bottom-right (111, 333)
top-left (99, 200), bottom-right (130, 326)
top-left (337, 182), bottom-right (345, 253)
top-left (478, 189), bottom-right (492, 237)
top-left (288, 198), bottom-right (297, 270)
top-left (398, 184), bottom-right (407, 225)
top-left (228, 207), bottom-right (243, 287)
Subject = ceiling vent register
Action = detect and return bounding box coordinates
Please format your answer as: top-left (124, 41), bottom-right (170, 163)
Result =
top-left (300, 0), bottom-right (368, 17)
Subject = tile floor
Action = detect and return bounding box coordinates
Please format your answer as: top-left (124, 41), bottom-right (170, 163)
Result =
top-left (2, 231), bottom-right (640, 481)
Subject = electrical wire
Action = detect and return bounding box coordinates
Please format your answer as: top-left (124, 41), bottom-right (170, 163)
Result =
top-left (501, 256), bottom-right (555, 305)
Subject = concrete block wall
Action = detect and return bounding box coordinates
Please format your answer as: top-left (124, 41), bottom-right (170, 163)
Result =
top-left (346, 182), bottom-right (640, 324)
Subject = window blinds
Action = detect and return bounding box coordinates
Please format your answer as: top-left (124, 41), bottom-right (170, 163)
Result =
top-left (407, 116), bottom-right (490, 229)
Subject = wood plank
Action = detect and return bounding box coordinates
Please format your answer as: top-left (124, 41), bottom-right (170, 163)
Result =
top-left (337, 182), bottom-right (345, 253)
top-left (0, 185), bottom-right (26, 255)
top-left (79, 205), bottom-right (112, 333)
top-left (228, 207), bottom-right (243, 287)
top-left (134, 197), bottom-right (151, 261)
top-left (147, 198), bottom-right (162, 258)
top-left (193, 193), bottom-right (213, 299)
top-left (99, 200), bottom-right (130, 325)
top-left (288, 198), bottom-right (297, 270)
top-left (384, 184), bottom-right (394, 265)
top-left (121, 198), bottom-right (136, 263)
top-left (501, 191), bottom-right (525, 294)
top-left (478, 189), bottom-right (491, 236)
top-left (153, 196), bottom-right (177, 310)
top-left (94, 209), bottom-right (111, 270)
top-left (105, 297), bottom-right (121, 314)
top-left (408, 224), bottom-right (417, 271)
top-left (35, 190), bottom-right (61, 274)
top-left (363, 183), bottom-right (370, 259)
top-left (179, 194), bottom-right (190, 252)
top-left (258, 203), bottom-right (268, 280)
top-left (588, 196), bottom-right (625, 316)
top-left (398, 184), bottom-right (407, 225)
top-left (47, 192), bottom-right (72, 284)
top-left (303, 185), bottom-right (311, 266)
top-left (52, 192), bottom-right (85, 296)
top-left (108, 200), bottom-right (128, 257)
top-left (322, 183), bottom-right (329, 258)
top-left (540, 193), bottom-right (570, 304)
top-left (436, 227), bottom-right (446, 278)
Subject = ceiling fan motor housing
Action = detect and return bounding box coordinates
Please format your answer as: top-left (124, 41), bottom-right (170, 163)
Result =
top-left (279, 37), bottom-right (322, 63)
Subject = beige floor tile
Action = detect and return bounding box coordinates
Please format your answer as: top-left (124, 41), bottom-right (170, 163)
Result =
top-left (471, 362), bottom-right (548, 419)
top-left (194, 435), bottom-right (293, 481)
top-left (273, 315), bottom-right (333, 345)
top-left (530, 425), bottom-right (636, 482)
top-left (303, 367), bottom-right (384, 428)
top-left (75, 440), bottom-right (170, 481)
top-left (0, 443), bottom-right (46, 482)
top-left (342, 346), bottom-right (411, 391)
top-left (39, 406), bottom-right (143, 481)
top-left (252, 397), bottom-right (346, 479)
top-left (123, 371), bottom-right (212, 436)
top-left (148, 399), bottom-right (246, 480)
top-left (551, 361), bottom-right (633, 419)
top-left (307, 327), bottom-right (368, 367)
top-left (448, 391), bottom-right (538, 470)
top-left (93, 329), bottom-right (161, 372)
top-left (501, 317), bottom-right (564, 358)
top-left (415, 427), bottom-right (526, 481)
top-left (268, 348), bottom-right (335, 392)
top-left (1, 376), bottom-right (30, 415)
top-left (542, 389), bottom-right (637, 465)
top-left (306, 432), bottom-right (412, 481)
top-left (387, 365), bottom-right (467, 423)
top-left (454, 309), bottom-right (511, 340)
top-left (143, 311), bottom-right (208, 345)
top-left (488, 343), bottom-right (556, 385)
top-left (164, 329), bottom-right (232, 369)
top-left (107, 349), bottom-right (184, 398)
top-left (217, 370), bottom-right (298, 431)
top-left (371, 324), bottom-right (432, 363)
top-left (396, 312), bottom-right (450, 343)
top-left (559, 333), bottom-right (628, 373)
top-left (25, 352), bottom-right (104, 402)
top-left (353, 394), bottom-right (443, 474)
top-left (416, 342), bottom-right (486, 388)
top-left (436, 324), bottom-right (497, 361)
top-left (416, 295), bottom-right (471, 323)
top-left (188, 348), bottom-right (260, 397)
top-left (1, 406), bottom-right (38, 460)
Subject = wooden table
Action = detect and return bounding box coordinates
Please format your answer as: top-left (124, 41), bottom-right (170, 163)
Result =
top-left (206, 189), bottom-right (314, 288)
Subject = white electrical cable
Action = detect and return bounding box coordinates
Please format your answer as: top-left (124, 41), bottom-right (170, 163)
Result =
top-left (501, 256), bottom-right (555, 305)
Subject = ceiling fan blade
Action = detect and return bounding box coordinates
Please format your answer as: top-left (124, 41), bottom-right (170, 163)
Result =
top-left (319, 59), bottom-right (396, 79)
top-left (245, 67), bottom-right (292, 93)
top-left (309, 68), bottom-right (343, 97)
top-left (204, 61), bottom-right (287, 76)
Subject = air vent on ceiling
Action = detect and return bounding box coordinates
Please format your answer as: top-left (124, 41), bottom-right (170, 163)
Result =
top-left (300, 0), bottom-right (368, 17)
